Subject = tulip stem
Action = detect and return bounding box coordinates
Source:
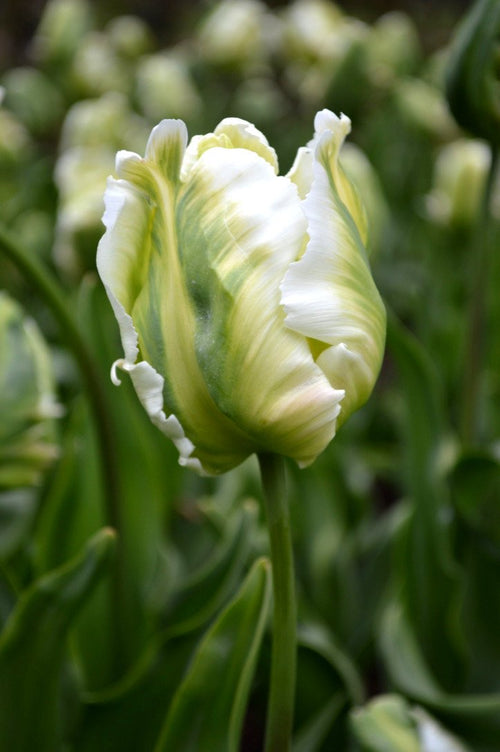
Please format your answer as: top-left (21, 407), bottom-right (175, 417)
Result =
top-left (0, 223), bottom-right (126, 671)
top-left (258, 453), bottom-right (296, 752)
top-left (460, 144), bottom-right (499, 445)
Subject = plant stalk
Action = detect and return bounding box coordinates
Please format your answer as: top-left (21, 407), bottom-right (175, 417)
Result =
top-left (258, 453), bottom-right (296, 752)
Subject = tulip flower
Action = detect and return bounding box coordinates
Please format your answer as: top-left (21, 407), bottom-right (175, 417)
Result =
top-left (97, 110), bottom-right (386, 475)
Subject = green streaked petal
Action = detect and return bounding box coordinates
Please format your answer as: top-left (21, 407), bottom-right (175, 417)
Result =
top-left (144, 118), bottom-right (188, 183)
top-left (98, 122), bottom-right (257, 474)
top-left (181, 117), bottom-right (278, 181)
top-left (177, 145), bottom-right (343, 466)
top-left (281, 110), bottom-right (386, 425)
top-left (310, 110), bottom-right (368, 244)
top-left (213, 117), bottom-right (279, 172)
top-left (286, 146), bottom-right (314, 201)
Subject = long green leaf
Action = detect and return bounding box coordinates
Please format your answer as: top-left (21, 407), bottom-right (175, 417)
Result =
top-left (387, 312), bottom-right (465, 688)
top-left (0, 528), bottom-right (115, 752)
top-left (154, 557), bottom-right (272, 752)
top-left (380, 603), bottom-right (500, 748)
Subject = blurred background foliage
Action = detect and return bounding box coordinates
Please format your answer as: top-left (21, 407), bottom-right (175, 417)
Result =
top-left (1, 0), bottom-right (500, 750)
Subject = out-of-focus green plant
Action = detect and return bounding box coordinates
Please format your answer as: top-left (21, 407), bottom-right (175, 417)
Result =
top-left (0, 292), bottom-right (60, 490)
top-left (446, 0), bottom-right (500, 145)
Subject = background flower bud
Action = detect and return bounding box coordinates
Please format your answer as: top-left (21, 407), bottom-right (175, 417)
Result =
top-left (425, 138), bottom-right (492, 228)
top-left (134, 52), bottom-right (201, 123)
top-left (0, 292), bottom-right (60, 489)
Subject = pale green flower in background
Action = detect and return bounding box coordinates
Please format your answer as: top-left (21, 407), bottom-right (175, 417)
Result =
top-left (425, 138), bottom-right (492, 229)
top-left (197, 0), bottom-right (278, 70)
top-left (364, 12), bottom-right (421, 88)
top-left (0, 89), bottom-right (32, 167)
top-left (351, 694), bottom-right (471, 752)
top-left (97, 110), bottom-right (386, 475)
top-left (31, 0), bottom-right (92, 68)
top-left (393, 77), bottom-right (457, 140)
top-left (54, 146), bottom-right (115, 277)
top-left (134, 53), bottom-right (201, 123)
top-left (71, 31), bottom-right (129, 97)
top-left (105, 15), bottom-right (153, 60)
top-left (0, 292), bottom-right (60, 489)
top-left (59, 91), bottom-right (148, 152)
top-left (54, 93), bottom-right (149, 277)
top-left (280, 0), bottom-right (346, 63)
top-left (279, 0), bottom-right (367, 104)
top-left (0, 67), bottom-right (64, 136)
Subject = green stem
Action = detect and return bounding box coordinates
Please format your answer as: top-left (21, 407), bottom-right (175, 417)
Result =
top-left (0, 223), bottom-right (126, 668)
top-left (258, 453), bottom-right (296, 752)
top-left (460, 145), bottom-right (499, 445)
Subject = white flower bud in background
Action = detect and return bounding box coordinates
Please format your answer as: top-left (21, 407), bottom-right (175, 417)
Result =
top-left (54, 93), bottom-right (149, 278)
top-left (393, 77), bottom-right (458, 141)
top-left (31, 0), bottom-right (93, 67)
top-left (134, 52), bottom-right (202, 123)
top-left (197, 0), bottom-right (279, 71)
top-left (0, 292), bottom-right (61, 489)
top-left (1, 67), bottom-right (64, 135)
top-left (426, 139), bottom-right (492, 229)
top-left (105, 15), bottom-right (154, 60)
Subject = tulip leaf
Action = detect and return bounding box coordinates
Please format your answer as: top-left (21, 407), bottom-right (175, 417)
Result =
top-left (36, 279), bottom-right (184, 689)
top-left (298, 622), bottom-right (365, 706)
top-left (387, 312), bottom-right (465, 688)
top-left (0, 528), bottom-right (116, 752)
top-left (0, 488), bottom-right (37, 560)
top-left (154, 557), bottom-right (272, 752)
top-left (380, 603), bottom-right (500, 748)
top-left (164, 500), bottom-right (259, 636)
top-left (293, 694), bottom-right (346, 752)
top-left (449, 451), bottom-right (500, 546)
top-left (73, 501), bottom-right (260, 752)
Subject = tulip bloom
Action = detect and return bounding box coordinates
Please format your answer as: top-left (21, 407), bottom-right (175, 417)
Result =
top-left (97, 110), bottom-right (385, 474)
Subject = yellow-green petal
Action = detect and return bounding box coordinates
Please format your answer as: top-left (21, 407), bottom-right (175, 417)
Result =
top-left (281, 109), bottom-right (386, 425)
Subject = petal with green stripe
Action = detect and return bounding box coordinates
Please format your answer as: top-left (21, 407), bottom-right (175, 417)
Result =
top-left (281, 110), bottom-right (386, 425)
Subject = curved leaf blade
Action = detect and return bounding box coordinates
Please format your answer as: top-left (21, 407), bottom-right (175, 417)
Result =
top-left (0, 528), bottom-right (116, 752)
top-left (155, 557), bottom-right (272, 752)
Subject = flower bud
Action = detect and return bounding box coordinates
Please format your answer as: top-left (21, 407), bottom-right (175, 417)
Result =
top-left (32, 0), bottom-right (93, 68)
top-left (134, 53), bottom-right (201, 123)
top-left (364, 12), bottom-right (421, 88)
top-left (0, 293), bottom-right (60, 488)
top-left (105, 15), bottom-right (153, 60)
top-left (446, 0), bottom-right (500, 144)
top-left (197, 0), bottom-right (277, 71)
top-left (426, 138), bottom-right (491, 228)
top-left (97, 111), bottom-right (386, 474)
top-left (1, 67), bottom-right (64, 136)
top-left (55, 93), bottom-right (149, 277)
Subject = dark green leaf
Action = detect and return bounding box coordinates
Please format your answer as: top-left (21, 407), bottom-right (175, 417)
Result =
top-left (154, 557), bottom-right (272, 752)
top-left (388, 312), bottom-right (465, 688)
top-left (0, 528), bottom-right (115, 752)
